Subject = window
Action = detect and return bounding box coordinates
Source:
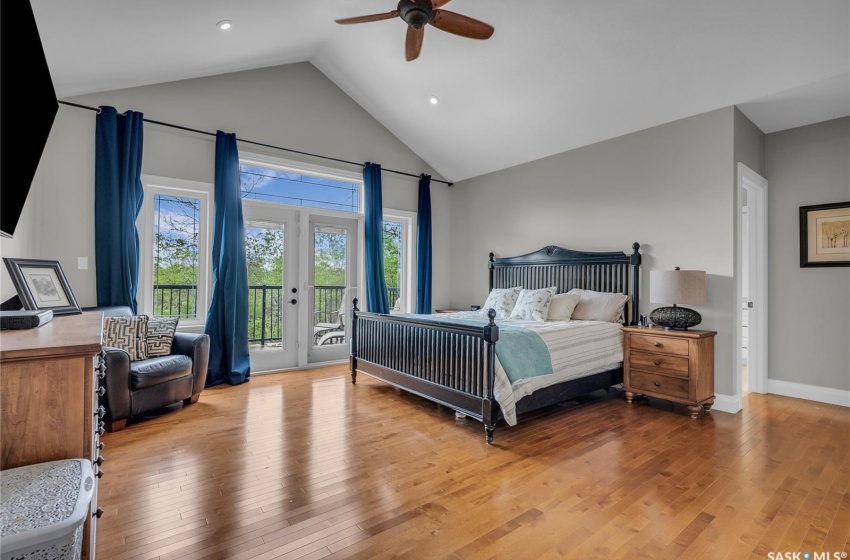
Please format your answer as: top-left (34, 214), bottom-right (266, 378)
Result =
top-left (240, 161), bottom-right (359, 213)
top-left (138, 177), bottom-right (210, 325)
top-left (383, 211), bottom-right (415, 313)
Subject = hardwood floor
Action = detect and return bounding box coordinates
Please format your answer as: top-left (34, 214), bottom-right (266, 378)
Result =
top-left (97, 365), bottom-right (850, 559)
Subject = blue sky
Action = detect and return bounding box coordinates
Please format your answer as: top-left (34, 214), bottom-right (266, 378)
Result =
top-left (240, 164), bottom-right (358, 213)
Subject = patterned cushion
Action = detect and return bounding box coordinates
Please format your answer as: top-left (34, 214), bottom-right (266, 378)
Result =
top-left (103, 315), bottom-right (148, 361)
top-left (479, 287), bottom-right (522, 319)
top-left (146, 318), bottom-right (179, 358)
top-left (509, 287), bottom-right (557, 322)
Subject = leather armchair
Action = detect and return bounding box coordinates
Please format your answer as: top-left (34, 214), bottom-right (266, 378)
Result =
top-left (88, 306), bottom-right (210, 432)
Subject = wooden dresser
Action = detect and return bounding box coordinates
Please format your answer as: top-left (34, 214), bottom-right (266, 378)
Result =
top-left (621, 326), bottom-right (716, 418)
top-left (1, 313), bottom-right (105, 560)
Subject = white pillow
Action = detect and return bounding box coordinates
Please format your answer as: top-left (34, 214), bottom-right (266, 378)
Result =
top-left (480, 287), bottom-right (522, 319)
top-left (547, 293), bottom-right (581, 321)
top-left (509, 287), bottom-right (557, 322)
top-left (568, 288), bottom-right (630, 323)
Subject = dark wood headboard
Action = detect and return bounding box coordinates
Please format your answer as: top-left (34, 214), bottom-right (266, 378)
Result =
top-left (488, 243), bottom-right (642, 325)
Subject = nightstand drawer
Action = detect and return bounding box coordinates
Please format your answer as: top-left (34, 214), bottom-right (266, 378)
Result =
top-left (629, 370), bottom-right (690, 400)
top-left (629, 351), bottom-right (690, 378)
top-left (630, 334), bottom-right (689, 356)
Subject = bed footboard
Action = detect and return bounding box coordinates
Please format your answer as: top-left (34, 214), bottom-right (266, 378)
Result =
top-left (350, 299), bottom-right (502, 443)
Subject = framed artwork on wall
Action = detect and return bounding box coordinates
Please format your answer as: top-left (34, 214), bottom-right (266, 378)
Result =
top-left (2, 258), bottom-right (82, 314)
top-left (799, 201), bottom-right (850, 267)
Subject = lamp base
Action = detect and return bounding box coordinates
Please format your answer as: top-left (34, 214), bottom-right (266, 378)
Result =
top-left (649, 306), bottom-right (702, 330)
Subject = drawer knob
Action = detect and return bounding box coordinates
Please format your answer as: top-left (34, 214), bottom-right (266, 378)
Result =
top-left (97, 386), bottom-right (106, 397)
top-left (653, 342), bottom-right (662, 347)
top-left (95, 469), bottom-right (105, 479)
top-left (654, 360), bottom-right (662, 366)
top-left (654, 381), bottom-right (661, 387)
top-left (93, 508), bottom-right (104, 519)
top-left (97, 426), bottom-right (105, 436)
top-left (94, 406), bottom-right (106, 419)
top-left (94, 455), bottom-right (105, 467)
top-left (97, 442), bottom-right (105, 450)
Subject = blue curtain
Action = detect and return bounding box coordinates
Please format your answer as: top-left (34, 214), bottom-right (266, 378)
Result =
top-left (94, 106), bottom-right (144, 312)
top-left (363, 162), bottom-right (390, 314)
top-left (204, 131), bottom-right (251, 386)
top-left (416, 174), bottom-right (432, 314)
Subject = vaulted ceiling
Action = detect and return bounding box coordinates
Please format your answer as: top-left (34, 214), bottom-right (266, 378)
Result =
top-left (33, 0), bottom-right (850, 181)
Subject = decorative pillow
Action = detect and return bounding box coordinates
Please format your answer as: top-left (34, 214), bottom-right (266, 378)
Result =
top-left (509, 287), bottom-right (557, 322)
top-left (103, 315), bottom-right (149, 361)
top-left (147, 317), bottom-right (179, 358)
top-left (547, 293), bottom-right (582, 321)
top-left (568, 288), bottom-right (630, 323)
top-left (479, 287), bottom-right (523, 319)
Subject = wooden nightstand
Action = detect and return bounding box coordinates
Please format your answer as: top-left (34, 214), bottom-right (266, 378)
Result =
top-left (622, 326), bottom-right (717, 418)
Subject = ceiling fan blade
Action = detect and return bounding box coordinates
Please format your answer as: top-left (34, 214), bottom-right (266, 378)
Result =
top-left (406, 26), bottom-right (425, 61)
top-left (431, 0), bottom-right (453, 7)
top-left (430, 9), bottom-right (494, 40)
top-left (335, 11), bottom-right (398, 25)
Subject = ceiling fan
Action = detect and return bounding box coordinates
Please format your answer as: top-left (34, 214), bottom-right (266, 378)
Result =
top-left (335, 0), bottom-right (494, 62)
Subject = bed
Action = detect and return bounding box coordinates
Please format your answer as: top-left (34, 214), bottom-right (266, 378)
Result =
top-left (349, 243), bottom-right (642, 443)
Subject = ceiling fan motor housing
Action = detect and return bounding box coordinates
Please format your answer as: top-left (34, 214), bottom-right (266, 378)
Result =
top-left (398, 0), bottom-right (434, 28)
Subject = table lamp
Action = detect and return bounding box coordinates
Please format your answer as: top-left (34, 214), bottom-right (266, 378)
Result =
top-left (649, 268), bottom-right (706, 330)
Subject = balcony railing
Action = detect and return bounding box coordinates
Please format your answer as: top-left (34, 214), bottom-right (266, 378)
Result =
top-left (153, 284), bottom-right (400, 348)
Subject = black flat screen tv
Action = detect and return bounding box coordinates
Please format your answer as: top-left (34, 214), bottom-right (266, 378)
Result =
top-left (0, 0), bottom-right (59, 238)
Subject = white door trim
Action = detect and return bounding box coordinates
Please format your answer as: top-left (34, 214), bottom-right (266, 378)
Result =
top-left (736, 163), bottom-right (768, 403)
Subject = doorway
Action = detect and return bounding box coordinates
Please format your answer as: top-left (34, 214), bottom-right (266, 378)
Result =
top-left (242, 200), bottom-right (361, 372)
top-left (736, 163), bottom-right (768, 402)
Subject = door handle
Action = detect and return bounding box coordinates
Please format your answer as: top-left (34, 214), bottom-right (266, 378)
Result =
top-left (289, 299), bottom-right (297, 305)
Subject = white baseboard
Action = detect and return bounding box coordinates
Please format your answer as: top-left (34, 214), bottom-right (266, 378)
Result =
top-left (710, 393), bottom-right (742, 414)
top-left (767, 379), bottom-right (850, 408)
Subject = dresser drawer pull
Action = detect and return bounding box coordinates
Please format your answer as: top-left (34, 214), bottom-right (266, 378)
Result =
top-left (97, 370), bottom-right (106, 380)
top-left (94, 455), bottom-right (105, 467)
top-left (97, 442), bottom-right (105, 450)
top-left (93, 508), bottom-right (104, 519)
top-left (97, 386), bottom-right (106, 397)
top-left (98, 425), bottom-right (105, 436)
top-left (94, 406), bottom-right (106, 419)
top-left (654, 381), bottom-right (661, 387)
top-left (653, 342), bottom-right (662, 347)
top-left (95, 469), bottom-right (104, 479)
top-left (654, 360), bottom-right (662, 366)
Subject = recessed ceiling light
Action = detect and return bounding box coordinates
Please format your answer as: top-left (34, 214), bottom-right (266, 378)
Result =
top-left (429, 95), bottom-right (440, 105)
top-left (217, 20), bottom-right (232, 30)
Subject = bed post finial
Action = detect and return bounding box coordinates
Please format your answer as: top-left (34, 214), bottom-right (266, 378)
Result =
top-left (487, 308), bottom-right (496, 326)
top-left (632, 242), bottom-right (640, 254)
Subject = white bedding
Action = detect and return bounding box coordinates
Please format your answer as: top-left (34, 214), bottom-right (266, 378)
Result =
top-left (438, 311), bottom-right (623, 426)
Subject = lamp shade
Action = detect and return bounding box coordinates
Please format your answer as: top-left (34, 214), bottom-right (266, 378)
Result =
top-left (650, 270), bottom-right (706, 305)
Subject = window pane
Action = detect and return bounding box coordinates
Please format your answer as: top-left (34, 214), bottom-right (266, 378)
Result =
top-left (240, 164), bottom-right (359, 213)
top-left (383, 221), bottom-right (402, 311)
top-left (313, 226), bottom-right (347, 347)
top-left (246, 223), bottom-right (284, 347)
top-left (153, 194), bottom-right (200, 319)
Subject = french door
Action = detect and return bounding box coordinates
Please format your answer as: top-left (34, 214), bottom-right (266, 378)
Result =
top-left (306, 214), bottom-right (359, 364)
top-left (242, 201), bottom-right (360, 372)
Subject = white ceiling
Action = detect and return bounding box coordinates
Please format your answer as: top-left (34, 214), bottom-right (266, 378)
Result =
top-left (33, 0), bottom-right (850, 182)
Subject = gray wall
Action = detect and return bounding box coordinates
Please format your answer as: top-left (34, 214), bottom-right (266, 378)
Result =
top-left (766, 117), bottom-right (850, 391)
top-left (6, 62), bottom-right (452, 308)
top-left (451, 107), bottom-right (739, 396)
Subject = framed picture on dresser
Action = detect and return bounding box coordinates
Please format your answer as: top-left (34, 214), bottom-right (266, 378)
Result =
top-left (800, 201), bottom-right (850, 267)
top-left (3, 257), bottom-right (82, 315)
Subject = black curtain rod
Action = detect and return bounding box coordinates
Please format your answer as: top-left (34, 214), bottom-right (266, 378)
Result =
top-left (58, 100), bottom-right (453, 187)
